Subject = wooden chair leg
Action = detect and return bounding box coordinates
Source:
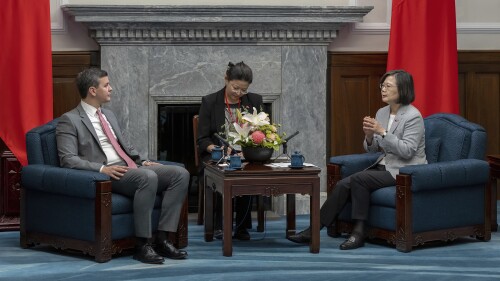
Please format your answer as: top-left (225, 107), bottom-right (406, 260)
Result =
top-left (95, 181), bottom-right (113, 263)
top-left (197, 181), bottom-right (204, 225)
top-left (170, 197), bottom-right (189, 249)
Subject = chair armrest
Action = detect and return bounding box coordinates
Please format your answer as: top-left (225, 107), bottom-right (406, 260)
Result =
top-left (329, 152), bottom-right (382, 178)
top-left (398, 159), bottom-right (489, 192)
top-left (21, 164), bottom-right (110, 199)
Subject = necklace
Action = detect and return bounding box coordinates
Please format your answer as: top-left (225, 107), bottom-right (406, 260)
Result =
top-left (224, 93), bottom-right (240, 124)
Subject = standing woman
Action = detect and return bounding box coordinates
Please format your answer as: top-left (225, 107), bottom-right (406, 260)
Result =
top-left (197, 61), bottom-right (263, 240)
top-left (288, 69), bottom-right (427, 250)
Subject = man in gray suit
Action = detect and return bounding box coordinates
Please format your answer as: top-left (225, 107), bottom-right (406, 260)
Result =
top-left (56, 68), bottom-right (189, 264)
top-left (288, 70), bottom-right (427, 250)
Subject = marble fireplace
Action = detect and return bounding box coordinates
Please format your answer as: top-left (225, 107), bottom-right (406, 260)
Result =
top-left (62, 5), bottom-right (372, 213)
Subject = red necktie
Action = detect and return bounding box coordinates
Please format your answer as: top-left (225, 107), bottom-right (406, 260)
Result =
top-left (97, 109), bottom-right (137, 168)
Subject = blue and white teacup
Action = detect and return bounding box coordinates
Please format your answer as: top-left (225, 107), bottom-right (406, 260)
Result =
top-left (229, 155), bottom-right (242, 169)
top-left (211, 146), bottom-right (223, 161)
top-left (291, 151), bottom-right (305, 167)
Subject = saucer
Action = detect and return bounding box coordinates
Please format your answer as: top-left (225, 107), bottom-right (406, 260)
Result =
top-left (288, 165), bottom-right (304, 169)
top-left (224, 166), bottom-right (242, 171)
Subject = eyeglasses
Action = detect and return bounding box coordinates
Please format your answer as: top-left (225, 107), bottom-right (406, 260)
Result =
top-left (379, 83), bottom-right (395, 90)
top-left (230, 83), bottom-right (248, 95)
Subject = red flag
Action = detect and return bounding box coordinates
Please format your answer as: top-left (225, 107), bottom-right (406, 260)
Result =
top-left (0, 0), bottom-right (53, 165)
top-left (387, 0), bottom-right (459, 117)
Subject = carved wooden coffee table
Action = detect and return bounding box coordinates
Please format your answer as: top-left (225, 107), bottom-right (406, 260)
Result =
top-left (203, 162), bottom-right (321, 256)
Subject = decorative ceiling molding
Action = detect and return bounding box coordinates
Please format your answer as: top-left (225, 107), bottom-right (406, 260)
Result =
top-left (61, 5), bottom-right (373, 45)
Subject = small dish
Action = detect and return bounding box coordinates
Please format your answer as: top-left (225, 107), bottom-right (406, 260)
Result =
top-left (224, 166), bottom-right (242, 171)
top-left (288, 165), bottom-right (304, 169)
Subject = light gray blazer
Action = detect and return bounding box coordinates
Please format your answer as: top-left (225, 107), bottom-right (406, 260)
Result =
top-left (56, 104), bottom-right (142, 172)
top-left (363, 104), bottom-right (427, 178)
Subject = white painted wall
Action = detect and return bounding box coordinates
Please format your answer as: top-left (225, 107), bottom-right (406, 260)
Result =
top-left (51, 0), bottom-right (500, 51)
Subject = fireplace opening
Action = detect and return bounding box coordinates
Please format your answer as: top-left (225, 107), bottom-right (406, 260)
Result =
top-left (157, 103), bottom-right (273, 213)
top-left (158, 104), bottom-right (200, 212)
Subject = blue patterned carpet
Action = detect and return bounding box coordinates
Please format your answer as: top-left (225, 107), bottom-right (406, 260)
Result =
top-left (1, 206), bottom-right (500, 281)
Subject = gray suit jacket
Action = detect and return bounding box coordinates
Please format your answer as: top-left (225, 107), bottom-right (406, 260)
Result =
top-left (56, 104), bottom-right (142, 172)
top-left (363, 104), bottom-right (427, 178)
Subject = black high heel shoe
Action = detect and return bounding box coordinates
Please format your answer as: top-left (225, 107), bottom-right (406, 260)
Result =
top-left (233, 227), bottom-right (250, 240)
top-left (287, 227), bottom-right (311, 244)
top-left (214, 229), bottom-right (223, 240)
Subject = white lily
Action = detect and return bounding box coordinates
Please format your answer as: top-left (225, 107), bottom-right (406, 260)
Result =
top-left (228, 122), bottom-right (252, 144)
top-left (242, 107), bottom-right (270, 126)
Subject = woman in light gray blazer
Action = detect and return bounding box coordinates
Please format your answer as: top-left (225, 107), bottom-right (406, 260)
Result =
top-left (288, 70), bottom-right (426, 250)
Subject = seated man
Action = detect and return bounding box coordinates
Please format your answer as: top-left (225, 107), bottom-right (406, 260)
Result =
top-left (56, 68), bottom-right (189, 264)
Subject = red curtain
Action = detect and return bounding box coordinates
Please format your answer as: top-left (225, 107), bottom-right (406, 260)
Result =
top-left (387, 0), bottom-right (459, 117)
top-left (0, 0), bottom-right (53, 165)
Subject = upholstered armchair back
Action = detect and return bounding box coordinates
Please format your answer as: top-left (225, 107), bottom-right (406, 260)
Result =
top-left (21, 118), bottom-right (189, 260)
top-left (25, 118), bottom-right (60, 166)
top-left (328, 113), bottom-right (490, 252)
top-left (424, 113), bottom-right (486, 163)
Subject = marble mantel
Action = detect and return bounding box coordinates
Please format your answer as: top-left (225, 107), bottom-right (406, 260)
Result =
top-left (62, 6), bottom-right (372, 45)
top-left (61, 5), bottom-right (372, 197)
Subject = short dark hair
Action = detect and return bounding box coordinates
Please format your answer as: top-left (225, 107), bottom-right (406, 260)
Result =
top-left (76, 68), bottom-right (108, 99)
top-left (225, 61), bottom-right (253, 84)
top-left (380, 69), bottom-right (415, 105)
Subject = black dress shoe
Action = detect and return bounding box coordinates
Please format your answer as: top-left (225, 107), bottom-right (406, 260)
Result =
top-left (214, 229), bottom-right (223, 240)
top-left (287, 228), bottom-right (311, 244)
top-left (339, 235), bottom-right (365, 250)
top-left (233, 228), bottom-right (250, 240)
top-left (133, 244), bottom-right (165, 264)
top-left (155, 240), bottom-right (188, 260)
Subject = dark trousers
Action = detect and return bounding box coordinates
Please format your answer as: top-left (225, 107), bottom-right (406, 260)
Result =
top-left (320, 165), bottom-right (395, 227)
top-left (199, 165), bottom-right (252, 230)
top-left (214, 194), bottom-right (252, 230)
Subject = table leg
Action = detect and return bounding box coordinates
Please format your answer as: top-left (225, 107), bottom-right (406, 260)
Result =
top-left (204, 179), bottom-right (214, 242)
top-left (223, 183), bottom-right (233, 257)
top-left (310, 180), bottom-right (320, 254)
top-left (286, 194), bottom-right (296, 238)
top-left (257, 195), bottom-right (264, 232)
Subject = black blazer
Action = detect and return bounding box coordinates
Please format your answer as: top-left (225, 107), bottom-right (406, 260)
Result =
top-left (197, 87), bottom-right (263, 163)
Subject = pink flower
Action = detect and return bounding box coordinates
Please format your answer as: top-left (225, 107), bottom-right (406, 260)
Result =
top-left (251, 131), bottom-right (266, 144)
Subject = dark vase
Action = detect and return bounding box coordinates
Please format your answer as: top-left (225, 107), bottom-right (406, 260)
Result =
top-left (241, 146), bottom-right (274, 163)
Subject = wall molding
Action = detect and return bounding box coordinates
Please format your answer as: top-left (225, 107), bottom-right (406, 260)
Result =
top-left (457, 23), bottom-right (500, 34)
top-left (50, 0), bottom-right (66, 34)
top-left (353, 22), bottom-right (500, 35)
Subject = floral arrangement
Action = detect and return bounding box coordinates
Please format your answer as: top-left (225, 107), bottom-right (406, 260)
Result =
top-left (227, 107), bottom-right (286, 151)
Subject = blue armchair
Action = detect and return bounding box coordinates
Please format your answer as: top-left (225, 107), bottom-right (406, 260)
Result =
top-left (327, 113), bottom-right (491, 252)
top-left (20, 118), bottom-right (188, 262)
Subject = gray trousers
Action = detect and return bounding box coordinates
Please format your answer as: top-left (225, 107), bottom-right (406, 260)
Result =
top-left (111, 164), bottom-right (189, 238)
